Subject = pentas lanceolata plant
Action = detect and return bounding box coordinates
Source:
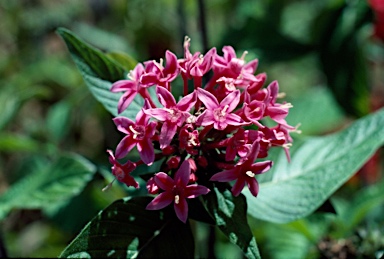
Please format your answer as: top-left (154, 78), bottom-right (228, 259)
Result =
top-left (105, 37), bottom-right (298, 223)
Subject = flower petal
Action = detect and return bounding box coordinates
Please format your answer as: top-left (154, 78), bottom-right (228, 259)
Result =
top-left (117, 90), bottom-right (137, 114)
top-left (176, 90), bottom-right (197, 112)
top-left (197, 88), bottom-right (219, 110)
top-left (174, 197), bottom-right (188, 223)
top-left (246, 177), bottom-right (259, 197)
top-left (231, 177), bottom-right (246, 197)
top-left (111, 80), bottom-right (136, 92)
top-left (196, 110), bottom-right (214, 126)
top-left (154, 172), bottom-right (175, 191)
top-left (159, 122), bottom-right (177, 149)
top-left (146, 191), bottom-right (174, 210)
top-left (210, 168), bottom-right (238, 182)
top-left (250, 160), bottom-right (273, 175)
top-left (113, 117), bottom-right (135, 134)
top-left (184, 184), bottom-right (210, 198)
top-left (115, 135), bottom-right (136, 159)
top-left (157, 86), bottom-right (176, 108)
top-left (137, 138), bottom-right (155, 166)
top-left (220, 90), bottom-right (240, 112)
top-left (225, 113), bottom-right (245, 126)
top-left (144, 108), bottom-right (169, 122)
top-left (174, 160), bottom-right (190, 187)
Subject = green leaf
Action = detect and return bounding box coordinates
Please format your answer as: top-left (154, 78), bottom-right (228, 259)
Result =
top-left (0, 133), bottom-right (40, 153)
top-left (332, 179), bottom-right (384, 237)
top-left (56, 27), bottom-right (142, 119)
top-left (204, 185), bottom-right (261, 259)
top-left (59, 197), bottom-right (195, 258)
top-left (106, 51), bottom-right (137, 71)
top-left (46, 100), bottom-right (72, 142)
top-left (0, 153), bottom-right (96, 220)
top-left (246, 108), bottom-right (384, 223)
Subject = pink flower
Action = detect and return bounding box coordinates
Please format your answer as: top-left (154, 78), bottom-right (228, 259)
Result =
top-left (179, 37), bottom-right (216, 79)
top-left (107, 150), bottom-right (138, 188)
top-left (179, 124), bottom-right (200, 155)
top-left (141, 50), bottom-right (179, 89)
top-left (196, 88), bottom-right (245, 130)
top-left (225, 128), bottom-right (261, 161)
top-left (113, 103), bottom-right (156, 165)
top-left (144, 86), bottom-right (196, 149)
top-left (210, 141), bottom-right (272, 197)
top-left (146, 160), bottom-right (210, 223)
top-left (111, 63), bottom-right (146, 114)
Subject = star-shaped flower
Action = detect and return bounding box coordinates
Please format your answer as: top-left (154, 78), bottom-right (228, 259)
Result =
top-left (144, 86), bottom-right (196, 149)
top-left (146, 160), bottom-right (210, 223)
top-left (210, 141), bottom-right (272, 197)
top-left (196, 88), bottom-right (245, 130)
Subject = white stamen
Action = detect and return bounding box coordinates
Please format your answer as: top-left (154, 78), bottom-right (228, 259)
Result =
top-left (174, 195), bottom-right (180, 204)
top-left (186, 115), bottom-right (196, 124)
top-left (281, 103), bottom-right (293, 109)
top-left (129, 125), bottom-right (140, 139)
top-left (240, 50), bottom-right (248, 60)
top-left (277, 92), bottom-right (286, 99)
top-left (246, 171), bottom-right (255, 178)
top-left (283, 143), bottom-right (292, 149)
top-left (221, 105), bottom-right (229, 116)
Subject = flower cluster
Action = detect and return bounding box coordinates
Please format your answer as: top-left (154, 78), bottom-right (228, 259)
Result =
top-left (106, 37), bottom-right (297, 222)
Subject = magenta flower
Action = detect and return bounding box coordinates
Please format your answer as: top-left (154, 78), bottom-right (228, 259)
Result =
top-left (107, 150), bottom-right (138, 188)
top-left (263, 81), bottom-right (292, 125)
top-left (111, 63), bottom-right (146, 114)
top-left (144, 86), bottom-right (196, 149)
top-left (225, 128), bottom-right (261, 161)
top-left (179, 37), bottom-right (216, 79)
top-left (210, 141), bottom-right (272, 197)
top-left (113, 104), bottom-right (156, 165)
top-left (141, 50), bottom-right (179, 89)
top-left (196, 88), bottom-right (245, 130)
top-left (146, 160), bottom-right (210, 223)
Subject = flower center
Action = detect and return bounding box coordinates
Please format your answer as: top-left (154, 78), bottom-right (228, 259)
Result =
top-left (166, 107), bottom-right (182, 123)
top-left (129, 125), bottom-right (145, 140)
top-left (213, 105), bottom-right (229, 122)
top-left (245, 170), bottom-right (255, 178)
top-left (174, 195), bottom-right (180, 204)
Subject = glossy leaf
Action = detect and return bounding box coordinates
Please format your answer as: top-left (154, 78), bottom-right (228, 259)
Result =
top-left (204, 185), bottom-right (261, 259)
top-left (56, 28), bottom-right (143, 119)
top-left (59, 197), bottom-right (195, 258)
top-left (246, 108), bottom-right (384, 223)
top-left (0, 154), bottom-right (96, 220)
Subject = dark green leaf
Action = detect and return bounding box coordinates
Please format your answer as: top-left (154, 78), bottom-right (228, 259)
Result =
top-left (0, 154), bottom-right (96, 220)
top-left (106, 51), bottom-right (137, 71)
top-left (56, 27), bottom-right (125, 82)
top-left (315, 1), bottom-right (372, 117)
top-left (204, 185), bottom-right (261, 259)
top-left (56, 28), bottom-right (142, 119)
top-left (246, 108), bottom-right (384, 223)
top-left (59, 197), bottom-right (195, 259)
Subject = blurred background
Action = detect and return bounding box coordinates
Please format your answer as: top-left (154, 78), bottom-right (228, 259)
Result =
top-left (0, 0), bottom-right (383, 258)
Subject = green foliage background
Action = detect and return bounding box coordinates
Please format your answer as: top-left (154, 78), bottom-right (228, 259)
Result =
top-left (0, 0), bottom-right (383, 258)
